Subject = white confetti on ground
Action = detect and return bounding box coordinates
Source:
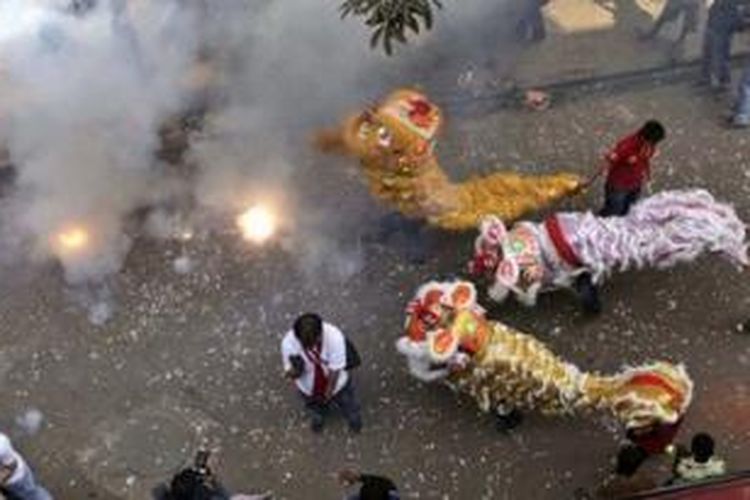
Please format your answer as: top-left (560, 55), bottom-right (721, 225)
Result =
top-left (88, 301), bottom-right (113, 326)
top-left (15, 408), bottom-right (44, 435)
top-left (173, 255), bottom-right (194, 274)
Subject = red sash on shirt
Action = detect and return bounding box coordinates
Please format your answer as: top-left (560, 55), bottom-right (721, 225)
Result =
top-left (303, 344), bottom-right (329, 400)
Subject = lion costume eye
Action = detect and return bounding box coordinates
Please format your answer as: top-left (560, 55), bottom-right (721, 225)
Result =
top-left (357, 121), bottom-right (371, 140)
top-left (377, 126), bottom-right (392, 148)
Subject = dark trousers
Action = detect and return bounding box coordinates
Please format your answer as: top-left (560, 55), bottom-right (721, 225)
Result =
top-left (376, 212), bottom-right (427, 262)
top-left (302, 379), bottom-right (362, 429)
top-left (516, 5), bottom-right (546, 42)
top-left (701, 27), bottom-right (733, 85)
top-left (599, 185), bottom-right (641, 217)
top-left (574, 273), bottom-right (602, 314)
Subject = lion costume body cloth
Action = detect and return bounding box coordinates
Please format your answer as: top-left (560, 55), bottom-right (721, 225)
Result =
top-left (396, 280), bottom-right (693, 431)
top-left (317, 89), bottom-right (581, 230)
top-left (470, 189), bottom-right (748, 305)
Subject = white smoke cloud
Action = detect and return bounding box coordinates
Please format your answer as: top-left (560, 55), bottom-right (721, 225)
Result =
top-left (0, 0), bottom-right (198, 283)
top-left (0, 0), bottom-right (516, 289)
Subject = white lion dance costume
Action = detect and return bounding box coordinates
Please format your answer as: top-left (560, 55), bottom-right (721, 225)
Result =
top-left (469, 189), bottom-right (748, 306)
top-left (396, 280), bottom-right (693, 434)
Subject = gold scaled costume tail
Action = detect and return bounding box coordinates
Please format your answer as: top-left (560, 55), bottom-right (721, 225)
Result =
top-left (316, 89), bottom-right (582, 230)
top-left (432, 172), bottom-right (581, 230)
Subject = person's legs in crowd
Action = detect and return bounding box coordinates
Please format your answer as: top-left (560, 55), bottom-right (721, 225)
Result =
top-left (332, 380), bottom-right (363, 433)
top-left (641, 0), bottom-right (677, 39)
top-left (674, 5), bottom-right (698, 48)
top-left (528, 6), bottom-right (546, 41)
top-left (731, 67), bottom-right (750, 127)
top-left (515, 0), bottom-right (545, 43)
top-left (699, 29), bottom-right (716, 86)
top-left (715, 30), bottom-right (733, 90)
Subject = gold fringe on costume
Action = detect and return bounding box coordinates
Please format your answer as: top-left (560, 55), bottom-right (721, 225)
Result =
top-left (398, 281), bottom-right (692, 430)
top-left (316, 89), bottom-right (582, 230)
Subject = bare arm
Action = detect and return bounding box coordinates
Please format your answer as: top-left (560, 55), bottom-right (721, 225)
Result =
top-left (0, 460), bottom-right (17, 485)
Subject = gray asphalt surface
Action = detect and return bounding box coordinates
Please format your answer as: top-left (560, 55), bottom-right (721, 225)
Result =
top-left (0, 78), bottom-right (748, 500)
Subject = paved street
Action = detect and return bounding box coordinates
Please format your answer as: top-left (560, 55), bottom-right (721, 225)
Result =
top-left (1, 1), bottom-right (749, 499)
top-left (0, 77), bottom-right (748, 499)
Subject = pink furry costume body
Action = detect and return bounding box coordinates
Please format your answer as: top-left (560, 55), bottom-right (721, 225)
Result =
top-left (470, 189), bottom-right (748, 306)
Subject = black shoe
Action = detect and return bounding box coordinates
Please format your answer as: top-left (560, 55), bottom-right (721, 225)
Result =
top-left (582, 293), bottom-right (602, 315)
top-left (575, 274), bottom-right (602, 315)
top-left (407, 252), bottom-right (427, 265)
top-left (495, 409), bottom-right (523, 432)
top-left (310, 415), bottom-right (324, 433)
top-left (348, 419), bottom-right (363, 434)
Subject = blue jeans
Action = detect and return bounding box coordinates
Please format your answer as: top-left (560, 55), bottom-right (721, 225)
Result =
top-left (599, 185), bottom-right (641, 217)
top-left (3, 470), bottom-right (52, 500)
top-left (303, 380), bottom-right (362, 431)
top-left (701, 27), bottom-right (733, 85)
top-left (734, 65), bottom-right (750, 125)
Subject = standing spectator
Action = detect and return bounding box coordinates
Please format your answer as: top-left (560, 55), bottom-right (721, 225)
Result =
top-left (592, 445), bottom-right (659, 498)
top-left (627, 417), bottom-right (684, 459)
top-left (516, 0), bottom-right (549, 43)
top-left (639, 0), bottom-right (701, 56)
top-left (281, 313), bottom-right (363, 434)
top-left (337, 468), bottom-right (399, 500)
top-left (0, 432), bottom-right (52, 500)
top-left (699, 0), bottom-right (748, 91)
top-left (598, 120), bottom-right (666, 217)
top-left (729, 64), bottom-right (750, 127)
top-left (672, 433), bottom-right (727, 483)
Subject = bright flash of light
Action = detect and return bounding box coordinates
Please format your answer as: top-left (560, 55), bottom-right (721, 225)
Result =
top-left (237, 205), bottom-right (277, 244)
top-left (56, 227), bottom-right (90, 252)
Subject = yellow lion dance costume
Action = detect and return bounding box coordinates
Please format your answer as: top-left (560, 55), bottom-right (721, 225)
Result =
top-left (396, 280), bottom-right (692, 435)
top-left (316, 89), bottom-right (582, 230)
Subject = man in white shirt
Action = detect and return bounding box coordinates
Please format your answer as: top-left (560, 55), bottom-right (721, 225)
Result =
top-left (0, 432), bottom-right (52, 500)
top-left (281, 313), bottom-right (362, 434)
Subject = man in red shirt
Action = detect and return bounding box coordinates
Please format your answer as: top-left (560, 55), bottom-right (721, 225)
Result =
top-left (599, 120), bottom-right (666, 217)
